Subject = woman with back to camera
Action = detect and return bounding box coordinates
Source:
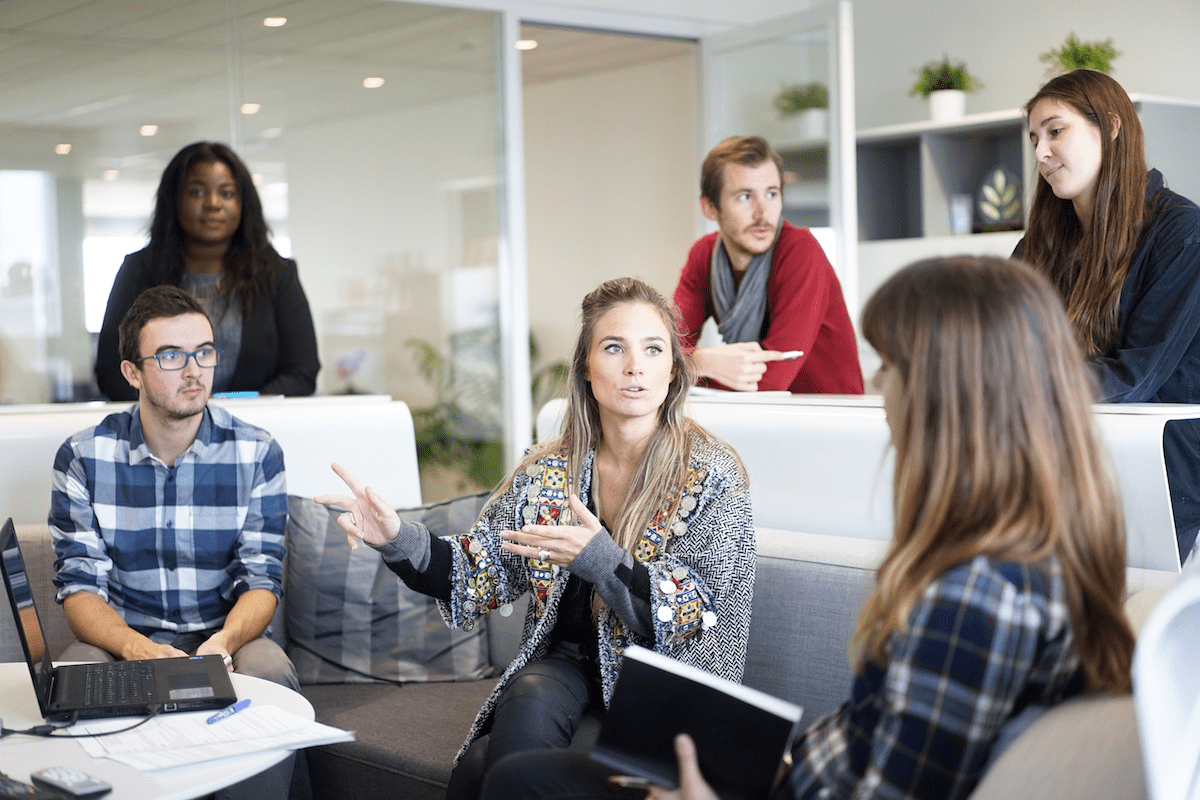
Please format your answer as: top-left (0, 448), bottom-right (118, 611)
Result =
top-left (95, 141), bottom-right (319, 400)
top-left (1017, 68), bottom-right (1200, 563)
top-left (315, 277), bottom-right (756, 799)
top-left (482, 256), bottom-right (1135, 800)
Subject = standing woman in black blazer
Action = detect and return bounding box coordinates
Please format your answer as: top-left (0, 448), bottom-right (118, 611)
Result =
top-left (95, 141), bottom-right (320, 400)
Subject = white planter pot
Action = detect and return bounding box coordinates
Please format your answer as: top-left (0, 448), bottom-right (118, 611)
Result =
top-left (791, 108), bottom-right (828, 141)
top-left (929, 89), bottom-right (966, 122)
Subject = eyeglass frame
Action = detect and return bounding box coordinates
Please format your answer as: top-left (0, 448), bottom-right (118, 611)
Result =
top-left (134, 346), bottom-right (224, 371)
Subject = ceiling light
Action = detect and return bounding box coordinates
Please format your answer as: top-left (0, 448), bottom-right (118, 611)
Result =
top-left (55, 143), bottom-right (71, 155)
top-left (515, 39), bottom-right (538, 51)
top-left (103, 170), bottom-right (119, 181)
top-left (261, 127), bottom-right (283, 140)
top-left (241, 103), bottom-right (261, 115)
top-left (263, 17), bottom-right (286, 27)
top-left (140, 124), bottom-right (158, 137)
top-left (363, 77), bottom-right (385, 89)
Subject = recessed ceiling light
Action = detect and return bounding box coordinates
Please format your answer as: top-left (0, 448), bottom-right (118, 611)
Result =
top-left (140, 124), bottom-right (158, 137)
top-left (261, 127), bottom-right (283, 139)
top-left (263, 17), bottom-right (286, 27)
top-left (103, 170), bottom-right (119, 181)
top-left (55, 143), bottom-right (71, 155)
top-left (363, 77), bottom-right (385, 89)
top-left (515, 39), bottom-right (538, 51)
top-left (241, 103), bottom-right (261, 115)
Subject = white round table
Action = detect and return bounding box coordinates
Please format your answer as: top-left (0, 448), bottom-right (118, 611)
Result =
top-left (0, 662), bottom-right (314, 800)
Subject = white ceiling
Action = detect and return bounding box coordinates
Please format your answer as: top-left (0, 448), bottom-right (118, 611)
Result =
top-left (0, 0), bottom-right (694, 180)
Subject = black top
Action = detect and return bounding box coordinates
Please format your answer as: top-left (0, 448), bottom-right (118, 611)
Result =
top-left (94, 247), bottom-right (320, 400)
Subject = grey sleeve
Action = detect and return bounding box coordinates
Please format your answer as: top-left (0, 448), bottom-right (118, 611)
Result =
top-left (375, 520), bottom-right (433, 570)
top-left (569, 528), bottom-right (654, 638)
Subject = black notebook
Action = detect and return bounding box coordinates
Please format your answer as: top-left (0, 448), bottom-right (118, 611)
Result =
top-left (1, 517), bottom-right (237, 722)
top-left (590, 645), bottom-right (803, 800)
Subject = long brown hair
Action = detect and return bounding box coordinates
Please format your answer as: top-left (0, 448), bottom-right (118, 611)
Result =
top-left (858, 255), bottom-right (1133, 693)
top-left (1022, 70), bottom-right (1147, 357)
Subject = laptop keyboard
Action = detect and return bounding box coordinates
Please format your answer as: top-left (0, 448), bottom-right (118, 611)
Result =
top-left (82, 661), bottom-right (156, 707)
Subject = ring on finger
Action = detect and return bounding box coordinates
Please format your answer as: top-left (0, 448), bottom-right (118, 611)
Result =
top-left (537, 547), bottom-right (549, 561)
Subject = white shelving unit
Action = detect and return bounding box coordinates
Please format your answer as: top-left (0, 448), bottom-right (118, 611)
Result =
top-left (857, 108), bottom-right (1031, 241)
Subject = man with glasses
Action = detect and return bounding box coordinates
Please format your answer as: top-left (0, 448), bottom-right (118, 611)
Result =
top-left (48, 285), bottom-right (297, 691)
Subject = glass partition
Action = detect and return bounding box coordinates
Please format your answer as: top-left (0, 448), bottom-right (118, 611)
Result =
top-left (0, 1), bottom-right (508, 500)
top-left (701, 2), bottom-right (857, 310)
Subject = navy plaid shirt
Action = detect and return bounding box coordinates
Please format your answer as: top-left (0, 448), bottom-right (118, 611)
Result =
top-left (783, 556), bottom-right (1083, 800)
top-left (49, 404), bottom-right (286, 641)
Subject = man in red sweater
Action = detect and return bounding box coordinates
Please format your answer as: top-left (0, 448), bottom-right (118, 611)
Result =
top-left (673, 135), bottom-right (863, 393)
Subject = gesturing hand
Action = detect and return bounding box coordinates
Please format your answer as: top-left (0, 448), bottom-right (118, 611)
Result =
top-left (313, 461), bottom-right (401, 550)
top-left (500, 493), bottom-right (601, 567)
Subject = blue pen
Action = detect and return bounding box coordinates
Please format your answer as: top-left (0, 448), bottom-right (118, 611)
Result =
top-left (207, 698), bottom-right (251, 724)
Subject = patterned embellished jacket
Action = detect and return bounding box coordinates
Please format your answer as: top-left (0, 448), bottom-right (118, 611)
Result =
top-left (441, 429), bottom-right (756, 761)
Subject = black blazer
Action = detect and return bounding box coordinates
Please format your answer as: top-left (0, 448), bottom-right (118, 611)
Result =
top-left (94, 247), bottom-right (320, 400)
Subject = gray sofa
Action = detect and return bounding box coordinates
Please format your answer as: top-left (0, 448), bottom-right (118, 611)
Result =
top-left (10, 520), bottom-right (1150, 800)
top-left (12, 518), bottom-right (875, 799)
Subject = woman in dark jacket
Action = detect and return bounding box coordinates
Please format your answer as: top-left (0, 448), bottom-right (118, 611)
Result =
top-left (95, 141), bottom-right (319, 400)
top-left (1016, 69), bottom-right (1200, 563)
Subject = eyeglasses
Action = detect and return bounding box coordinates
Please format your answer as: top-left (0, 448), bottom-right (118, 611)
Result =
top-left (136, 347), bottom-right (223, 371)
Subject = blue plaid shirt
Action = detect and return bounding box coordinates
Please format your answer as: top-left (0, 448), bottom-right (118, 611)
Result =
top-left (783, 556), bottom-right (1084, 800)
top-left (49, 404), bottom-right (286, 641)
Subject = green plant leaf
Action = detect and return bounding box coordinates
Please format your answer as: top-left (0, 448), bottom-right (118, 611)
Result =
top-left (1039, 33), bottom-right (1119, 76)
top-left (910, 55), bottom-right (983, 97)
top-left (775, 82), bottom-right (829, 116)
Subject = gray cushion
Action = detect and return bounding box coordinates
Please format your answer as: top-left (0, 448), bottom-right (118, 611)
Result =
top-left (968, 694), bottom-right (1147, 799)
top-left (744, 541), bottom-right (876, 722)
top-left (284, 492), bottom-right (493, 684)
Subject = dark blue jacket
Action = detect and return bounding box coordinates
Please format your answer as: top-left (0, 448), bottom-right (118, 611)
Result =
top-left (1018, 169), bottom-right (1200, 558)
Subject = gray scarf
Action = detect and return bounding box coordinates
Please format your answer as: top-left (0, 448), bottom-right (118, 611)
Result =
top-left (710, 226), bottom-right (780, 344)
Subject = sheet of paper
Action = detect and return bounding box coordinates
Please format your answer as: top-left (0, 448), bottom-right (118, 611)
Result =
top-left (75, 705), bottom-right (354, 771)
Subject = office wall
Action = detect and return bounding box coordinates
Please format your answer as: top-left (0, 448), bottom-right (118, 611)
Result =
top-left (523, 52), bottom-right (699, 371)
top-left (850, 0), bottom-right (1200, 129)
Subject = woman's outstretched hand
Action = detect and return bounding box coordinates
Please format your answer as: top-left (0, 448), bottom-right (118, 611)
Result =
top-left (647, 734), bottom-right (719, 800)
top-left (313, 462), bottom-right (400, 550)
top-left (500, 493), bottom-right (601, 567)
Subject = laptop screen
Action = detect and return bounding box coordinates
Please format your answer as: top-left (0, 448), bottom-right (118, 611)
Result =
top-left (1, 518), bottom-right (56, 712)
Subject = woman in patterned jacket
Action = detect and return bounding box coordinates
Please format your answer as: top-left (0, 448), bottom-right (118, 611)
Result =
top-left (316, 277), bottom-right (755, 799)
top-left (486, 256), bottom-right (1135, 800)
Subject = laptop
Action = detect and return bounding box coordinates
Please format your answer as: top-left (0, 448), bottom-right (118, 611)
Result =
top-left (1, 517), bottom-right (237, 722)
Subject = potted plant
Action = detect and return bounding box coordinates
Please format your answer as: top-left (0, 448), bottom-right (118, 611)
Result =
top-left (910, 56), bottom-right (983, 122)
top-left (775, 82), bottom-right (829, 140)
top-left (1040, 33), bottom-right (1119, 75)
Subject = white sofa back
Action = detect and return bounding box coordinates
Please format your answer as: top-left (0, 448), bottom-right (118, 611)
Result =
top-left (0, 395), bottom-right (421, 526)
top-left (535, 394), bottom-right (1193, 579)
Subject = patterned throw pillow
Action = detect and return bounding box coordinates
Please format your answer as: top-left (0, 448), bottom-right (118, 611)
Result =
top-left (284, 491), bottom-right (494, 684)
